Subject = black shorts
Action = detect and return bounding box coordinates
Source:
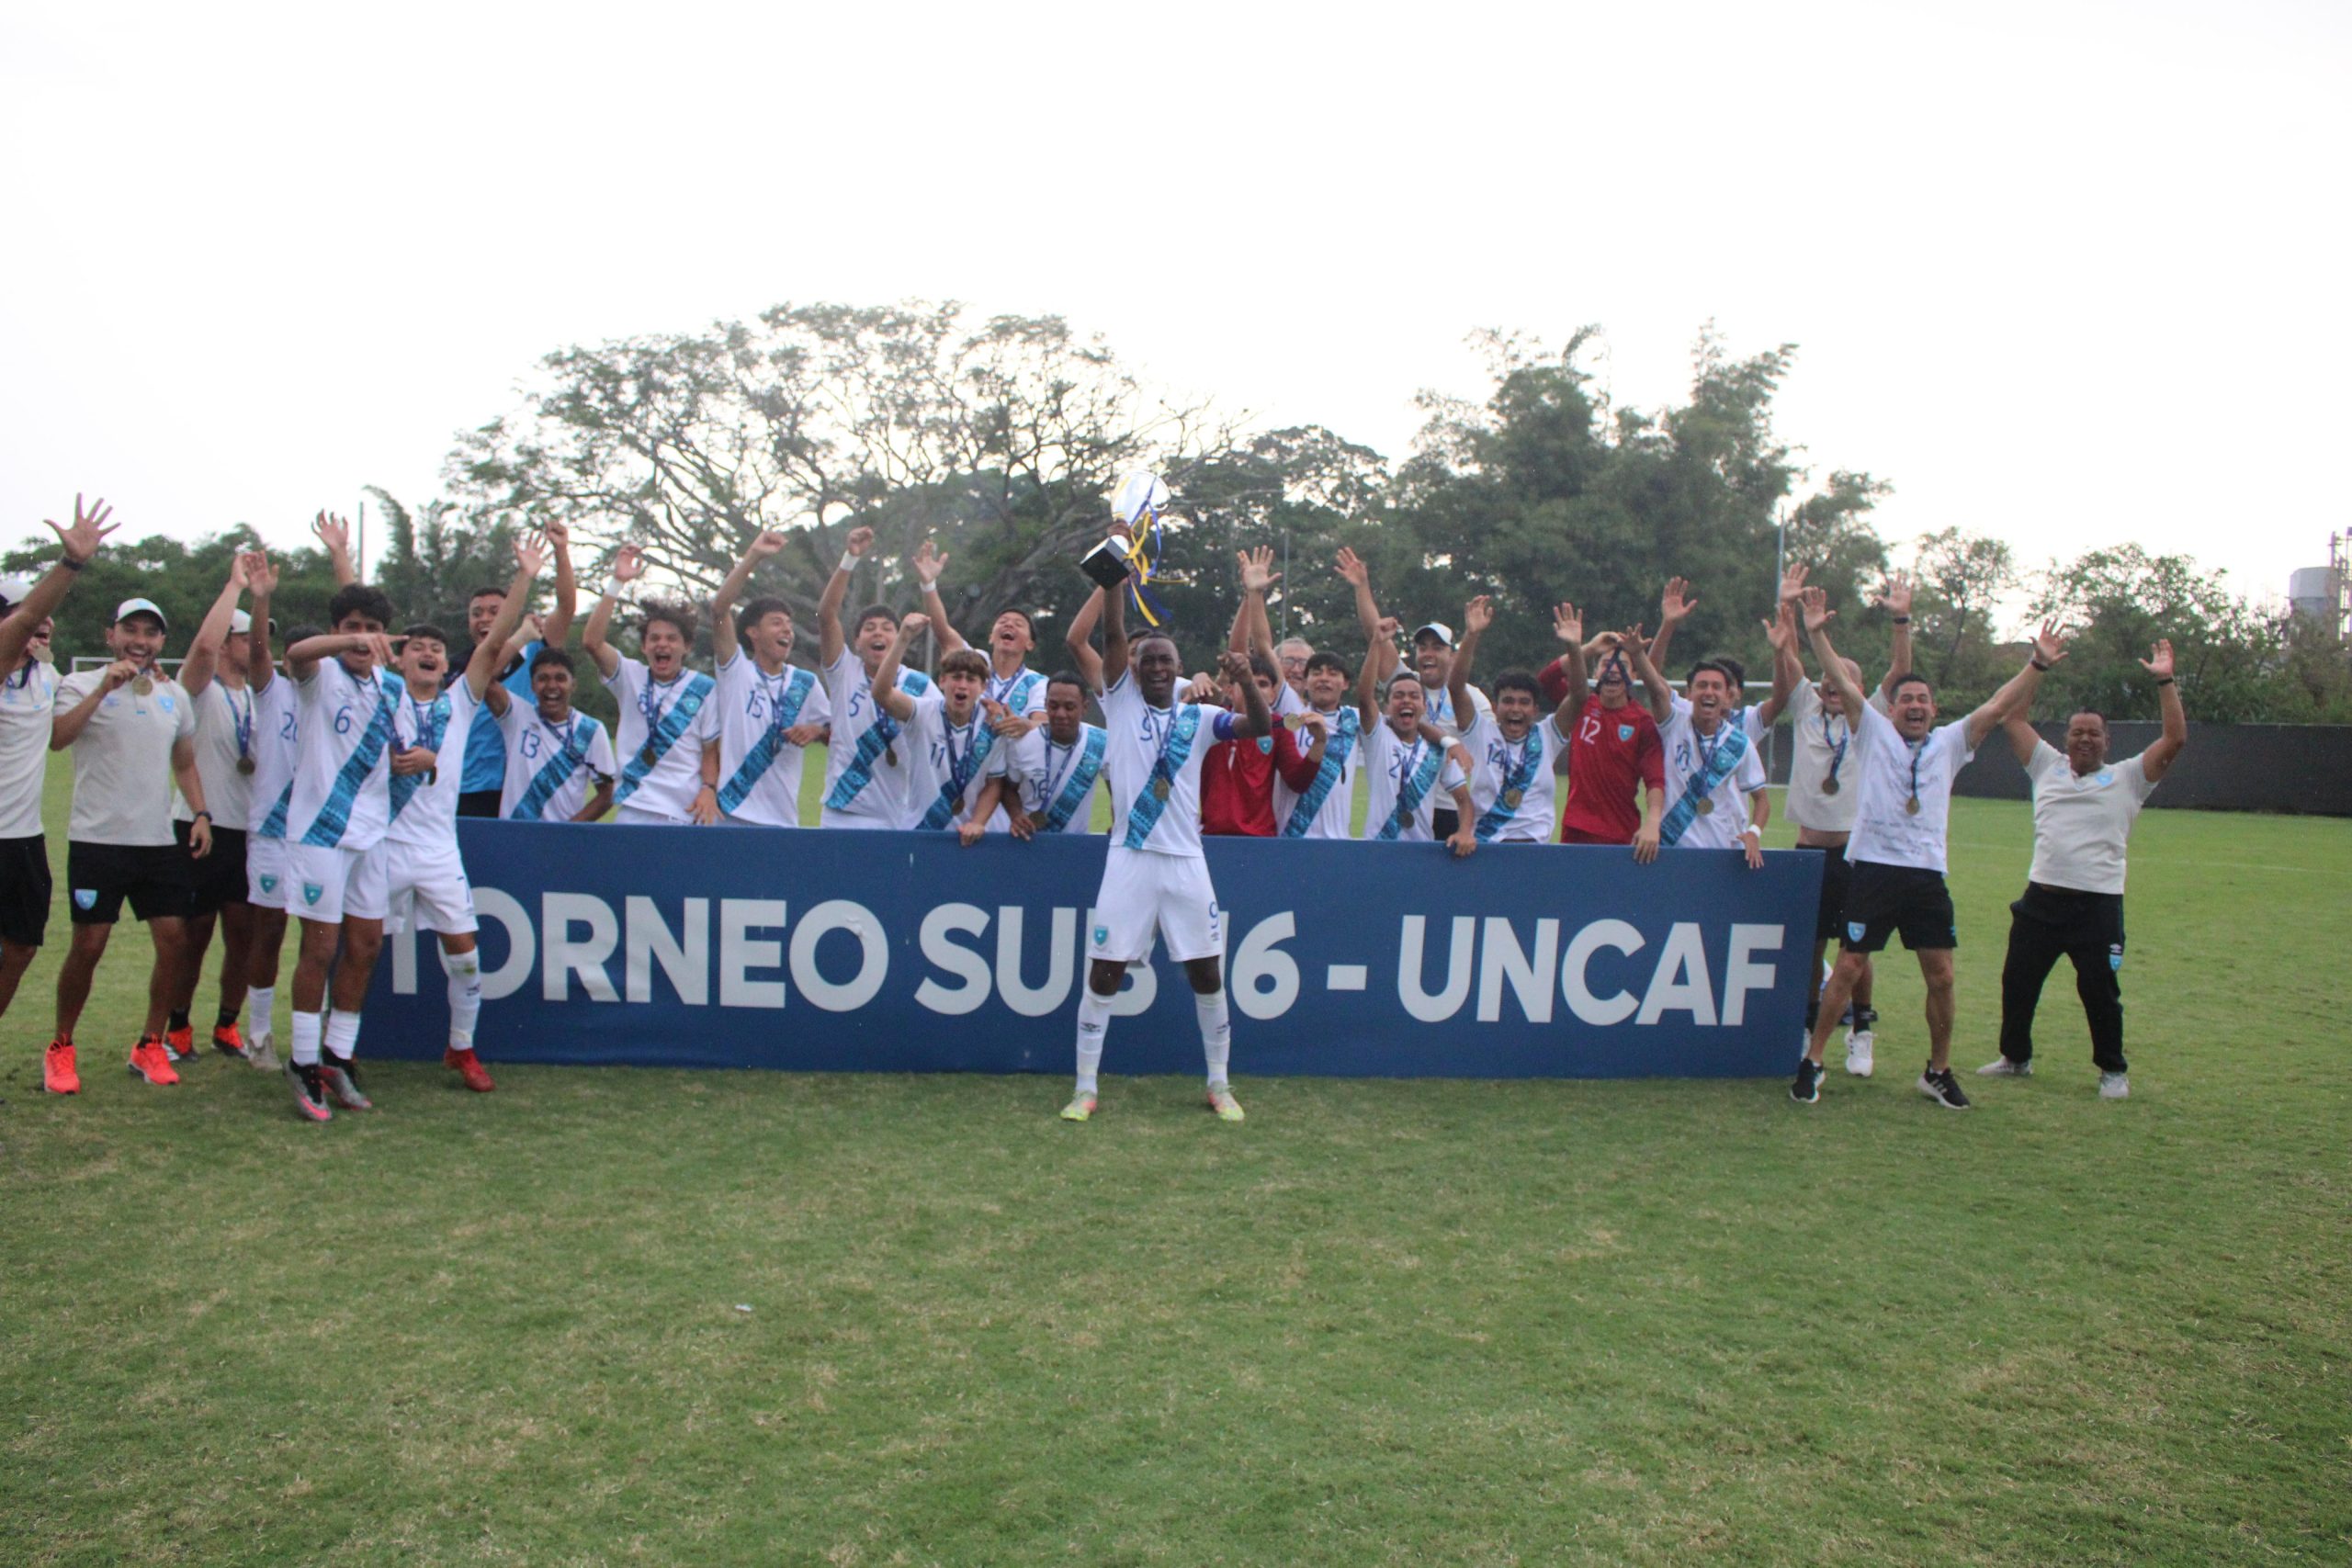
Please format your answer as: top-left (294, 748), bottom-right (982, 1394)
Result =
top-left (1810, 840), bottom-right (1851, 943)
top-left (1838, 861), bottom-right (1957, 953)
top-left (175, 819), bottom-right (248, 915)
top-left (1430, 806), bottom-right (1461, 841)
top-left (65, 840), bottom-right (195, 926)
top-left (0, 833), bottom-right (51, 948)
top-left (2009, 882), bottom-right (2125, 953)
top-left (458, 789), bottom-right (503, 819)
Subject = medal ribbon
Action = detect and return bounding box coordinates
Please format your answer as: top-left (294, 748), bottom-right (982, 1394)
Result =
top-left (1039, 726), bottom-right (1106, 833)
top-left (1473, 728), bottom-right (1545, 842)
top-left (1281, 708), bottom-right (1361, 838)
top-left (613, 671), bottom-right (714, 805)
top-left (1657, 720), bottom-right (1750, 847)
top-left (389, 691), bottom-right (452, 820)
top-left (822, 669), bottom-right (931, 811)
top-left (716, 667), bottom-right (814, 815)
top-left (917, 714), bottom-right (999, 830)
top-left (1376, 738), bottom-right (1447, 841)
top-left (1121, 703), bottom-right (1202, 849)
top-left (510, 716), bottom-right (596, 821)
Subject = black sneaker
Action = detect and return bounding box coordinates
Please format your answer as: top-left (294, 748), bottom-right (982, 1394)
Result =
top-left (287, 1060), bottom-right (332, 1123)
top-left (322, 1053), bottom-right (373, 1111)
top-left (1916, 1066), bottom-right (1972, 1111)
top-left (1790, 1057), bottom-right (1822, 1104)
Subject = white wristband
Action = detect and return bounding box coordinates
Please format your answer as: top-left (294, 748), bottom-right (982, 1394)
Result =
top-left (917, 575), bottom-right (940, 592)
top-left (602, 576), bottom-right (624, 599)
top-left (838, 551), bottom-right (858, 575)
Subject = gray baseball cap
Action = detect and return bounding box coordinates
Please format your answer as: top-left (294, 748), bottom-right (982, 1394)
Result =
top-left (1410, 622), bottom-right (1454, 648)
top-left (112, 597), bottom-right (168, 630)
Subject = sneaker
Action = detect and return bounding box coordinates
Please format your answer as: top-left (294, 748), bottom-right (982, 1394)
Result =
top-left (1058, 1092), bottom-right (1098, 1122)
top-left (444, 1046), bottom-right (495, 1093)
top-left (321, 1054), bottom-right (372, 1111)
top-left (2098, 1071), bottom-right (2130, 1100)
top-left (163, 1023), bottom-right (197, 1062)
top-left (1844, 1030), bottom-right (1875, 1077)
top-left (245, 1033), bottom-right (281, 1073)
top-left (287, 1060), bottom-right (332, 1122)
top-left (43, 1038), bottom-right (79, 1095)
top-left (1206, 1084), bottom-right (1245, 1122)
top-left (210, 1024), bottom-right (247, 1060)
top-left (1975, 1055), bottom-right (2031, 1077)
top-left (1790, 1056), bottom-right (1822, 1104)
top-left (1917, 1066), bottom-right (1972, 1111)
top-left (127, 1036), bottom-right (181, 1086)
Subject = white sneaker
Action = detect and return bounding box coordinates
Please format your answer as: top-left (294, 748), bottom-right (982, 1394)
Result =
top-left (1844, 1031), bottom-right (1874, 1077)
top-left (246, 1033), bottom-right (281, 1073)
top-left (1975, 1056), bottom-right (2031, 1077)
top-left (2098, 1071), bottom-right (2129, 1100)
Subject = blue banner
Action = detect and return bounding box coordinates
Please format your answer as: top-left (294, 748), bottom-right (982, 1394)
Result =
top-left (365, 823), bottom-right (1822, 1078)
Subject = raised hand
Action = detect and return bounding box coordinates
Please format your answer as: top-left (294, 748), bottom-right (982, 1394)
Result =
top-left (46, 493), bottom-right (117, 564)
top-left (311, 511), bottom-right (352, 558)
top-left (2139, 638), bottom-right (2175, 680)
top-left (1778, 562), bottom-right (1809, 604)
top-left (2030, 620), bottom-right (2072, 668)
top-left (1554, 601), bottom-right (1582, 645)
top-left (1334, 546), bottom-right (1369, 587)
top-left (1214, 649), bottom-right (1251, 686)
top-left (101, 657), bottom-right (140, 692)
top-left (898, 612), bottom-right (930, 641)
top-left (1761, 600), bottom-right (1797, 651)
top-left (541, 517), bottom-right (571, 551)
top-left (747, 528), bottom-right (788, 560)
top-left (844, 525), bottom-right (875, 558)
top-left (1800, 586), bottom-right (1833, 634)
top-left (1659, 577), bottom-right (1698, 626)
top-left (912, 538), bottom-right (947, 587)
top-left (1873, 570), bottom-right (1914, 618)
top-left (611, 544), bottom-right (647, 585)
top-left (242, 550), bottom-right (278, 597)
top-left (226, 551), bottom-right (252, 592)
top-left (513, 531), bottom-right (548, 579)
top-left (1238, 547), bottom-right (1278, 594)
top-left (1375, 615), bottom-right (1402, 641)
top-left (1464, 594), bottom-right (1494, 636)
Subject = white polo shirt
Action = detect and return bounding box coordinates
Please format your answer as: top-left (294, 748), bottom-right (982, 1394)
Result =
top-left (2025, 741), bottom-right (2159, 895)
top-left (58, 669), bottom-right (199, 847)
top-left (0, 661), bottom-right (59, 840)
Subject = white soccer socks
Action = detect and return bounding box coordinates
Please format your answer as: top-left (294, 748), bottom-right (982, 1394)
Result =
top-left (1073, 988), bottom-right (1113, 1095)
top-left (323, 1009), bottom-right (361, 1063)
top-left (1196, 988), bottom-right (1231, 1088)
top-left (288, 1010), bottom-right (322, 1066)
top-left (442, 947), bottom-right (482, 1049)
top-left (247, 985), bottom-right (275, 1044)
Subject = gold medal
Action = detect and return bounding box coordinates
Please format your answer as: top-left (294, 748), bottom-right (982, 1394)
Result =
top-left (1695, 796), bottom-right (1714, 816)
top-left (1502, 788), bottom-right (1523, 808)
top-left (132, 675), bottom-right (154, 696)
top-left (885, 745), bottom-right (899, 768)
top-left (1151, 776), bottom-right (1171, 801)
top-left (236, 756), bottom-right (256, 775)
top-left (1905, 795), bottom-right (1921, 816)
top-left (1821, 776), bottom-right (1839, 795)
top-left (639, 745), bottom-right (658, 768)
top-left (31, 644), bottom-right (52, 666)
top-left (1283, 712), bottom-right (1309, 729)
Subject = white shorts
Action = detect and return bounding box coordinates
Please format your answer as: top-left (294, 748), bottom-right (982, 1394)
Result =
top-left (1087, 847), bottom-right (1224, 965)
top-left (246, 834), bottom-right (288, 909)
top-left (384, 836), bottom-right (478, 935)
top-left (283, 840), bottom-right (389, 924)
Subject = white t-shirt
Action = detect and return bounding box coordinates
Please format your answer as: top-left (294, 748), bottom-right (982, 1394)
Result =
top-left (0, 661), bottom-right (59, 840)
top-left (173, 680), bottom-right (259, 831)
top-left (1016, 724), bottom-right (1106, 834)
top-left (286, 659), bottom-right (408, 852)
top-left (905, 700), bottom-right (1010, 829)
top-left (1734, 705), bottom-right (1770, 797)
top-left (1783, 682), bottom-right (1891, 834)
top-left (1272, 705), bottom-right (1363, 840)
top-left (605, 657), bottom-right (720, 823)
top-left (1099, 671), bottom-right (1240, 859)
top-left (2026, 741), bottom-right (2159, 895)
top-left (1362, 721), bottom-right (1467, 842)
top-left (387, 681), bottom-right (477, 849)
top-left (248, 678), bottom-right (300, 837)
top-left (1659, 696), bottom-right (1757, 852)
top-left (713, 654), bottom-right (831, 828)
top-left (1461, 711), bottom-right (1569, 842)
top-left (57, 669), bottom-right (199, 847)
top-left (820, 649), bottom-right (932, 827)
top-left (1846, 704), bottom-right (1975, 874)
top-left (498, 704), bottom-right (616, 823)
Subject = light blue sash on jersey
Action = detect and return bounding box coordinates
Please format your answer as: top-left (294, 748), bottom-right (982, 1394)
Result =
top-left (612, 671), bottom-right (715, 806)
top-left (388, 692), bottom-right (452, 821)
top-left (991, 669), bottom-right (1044, 716)
top-left (715, 667), bottom-right (815, 816)
top-left (1281, 707), bottom-right (1360, 838)
top-left (509, 718), bottom-right (598, 822)
top-left (1375, 739), bottom-right (1447, 841)
top-left (1473, 728), bottom-right (1546, 843)
top-left (1038, 727), bottom-right (1106, 833)
top-left (1121, 705), bottom-right (1203, 850)
top-left (257, 783), bottom-right (293, 840)
top-left (916, 716), bottom-right (998, 830)
top-left (299, 672), bottom-right (403, 848)
top-left (822, 670), bottom-right (932, 812)
top-left (1657, 721), bottom-right (1751, 846)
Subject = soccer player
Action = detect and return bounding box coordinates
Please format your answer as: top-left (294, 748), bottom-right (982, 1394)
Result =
top-left (985, 671), bottom-right (1105, 838)
top-left (1332, 547), bottom-right (1490, 838)
top-left (913, 539), bottom-right (1050, 729)
top-left (0, 496), bottom-right (117, 1043)
top-left (584, 545), bottom-right (721, 825)
top-left (869, 616), bottom-right (1008, 832)
top-left (1062, 574), bottom-right (1272, 1124)
top-left (1778, 570), bottom-right (1915, 1075)
top-left (1446, 596), bottom-right (1578, 844)
top-left (1644, 592), bottom-right (1790, 868)
top-left (47, 593), bottom-right (213, 1092)
top-left (1975, 639), bottom-right (2186, 1099)
top-left (496, 648), bottom-right (617, 823)
top-left (1544, 626), bottom-right (1666, 855)
top-left (1356, 641), bottom-right (1477, 853)
top-left (1223, 547), bottom-right (1312, 723)
top-left (455, 518), bottom-right (576, 818)
top-left (1792, 588), bottom-right (2068, 1110)
top-left (381, 535), bottom-right (550, 1093)
top-left (236, 551), bottom-right (313, 1073)
top-left (709, 529), bottom-right (831, 828)
top-left (816, 526), bottom-right (931, 829)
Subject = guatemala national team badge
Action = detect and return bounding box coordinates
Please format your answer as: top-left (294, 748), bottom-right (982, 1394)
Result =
top-left (1848, 920), bottom-right (1866, 943)
top-left (1618, 723), bottom-right (1634, 741)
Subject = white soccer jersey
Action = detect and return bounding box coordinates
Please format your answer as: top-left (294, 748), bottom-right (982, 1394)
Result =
top-left (713, 654), bottom-right (831, 828)
top-left (1272, 705), bottom-right (1363, 840)
top-left (1659, 696), bottom-right (1755, 852)
top-left (905, 699), bottom-right (1010, 830)
top-left (1424, 680), bottom-right (1492, 736)
top-left (1016, 724), bottom-right (1107, 835)
top-left (0, 661), bottom-right (59, 840)
top-left (247, 677), bottom-right (300, 838)
top-left (1846, 703), bottom-right (1974, 874)
top-left (387, 681), bottom-right (476, 849)
top-left (820, 649), bottom-right (932, 828)
top-left (171, 680), bottom-right (258, 830)
top-left (1362, 722), bottom-right (1467, 843)
top-left (1461, 711), bottom-right (1568, 842)
top-left (286, 658), bottom-right (409, 852)
top-left (605, 656), bottom-right (719, 823)
top-left (498, 705), bottom-right (616, 823)
top-left (982, 664), bottom-right (1051, 721)
top-left (1099, 671), bottom-right (1240, 859)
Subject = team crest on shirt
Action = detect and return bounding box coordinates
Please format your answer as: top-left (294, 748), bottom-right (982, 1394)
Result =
top-left (73, 888), bottom-right (96, 910)
top-left (160, 694), bottom-right (175, 712)
top-left (1847, 920), bottom-right (1866, 943)
top-left (303, 883), bottom-right (324, 906)
top-left (1256, 735), bottom-right (1273, 755)
top-left (2095, 769), bottom-right (2114, 787)
top-left (1618, 723), bottom-right (1635, 741)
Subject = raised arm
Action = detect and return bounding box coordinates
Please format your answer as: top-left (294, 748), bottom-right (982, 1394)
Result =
top-left (581, 543), bottom-right (643, 679)
top-left (817, 525), bottom-right (874, 671)
top-left (1356, 615), bottom-right (1398, 729)
top-left (911, 539), bottom-right (967, 655)
top-left (178, 554), bottom-right (249, 699)
top-left (1755, 600), bottom-right (1801, 727)
top-left (1965, 621), bottom-right (2068, 750)
top-left (869, 614), bottom-right (925, 721)
top-left (0, 495), bottom-right (116, 671)
top-left (464, 533), bottom-right (547, 700)
top-left (1876, 570), bottom-right (1914, 700)
top-left (1064, 584), bottom-right (1106, 694)
top-left (1223, 648), bottom-right (1272, 740)
top-left (288, 630), bottom-right (394, 685)
top-left (311, 512), bottom-right (357, 588)
top-left (1099, 558), bottom-right (1132, 692)
top-left (538, 518), bottom-right (578, 649)
top-left (1620, 622), bottom-right (1674, 726)
top-left (711, 528), bottom-right (787, 668)
top-left (1334, 547), bottom-right (1382, 642)
top-left (1448, 595), bottom-right (1491, 726)
top-left (1800, 589), bottom-right (1868, 717)
top-left (2140, 639), bottom-right (2187, 782)
top-left (243, 552), bottom-right (279, 694)
top-left (1649, 576), bottom-right (1696, 672)
top-left (1235, 547), bottom-right (1278, 660)
top-left (1551, 601), bottom-right (1588, 731)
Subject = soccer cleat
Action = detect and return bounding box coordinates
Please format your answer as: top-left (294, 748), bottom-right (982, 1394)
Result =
top-left (1917, 1066), bottom-right (1972, 1111)
top-left (286, 1060), bottom-right (332, 1122)
top-left (43, 1038), bottom-right (80, 1095)
top-left (1844, 1030), bottom-right (1875, 1077)
top-left (321, 1054), bottom-right (372, 1111)
top-left (127, 1036), bottom-right (181, 1086)
top-left (1790, 1056), bottom-right (1822, 1104)
top-left (1058, 1092), bottom-right (1098, 1122)
top-left (1205, 1085), bottom-right (1245, 1122)
top-left (163, 1023), bottom-right (197, 1062)
top-left (444, 1046), bottom-right (495, 1093)
top-left (210, 1023), bottom-right (248, 1060)
top-left (1975, 1055), bottom-right (2031, 1077)
top-left (245, 1032), bottom-right (280, 1073)
top-left (2098, 1071), bottom-right (2130, 1100)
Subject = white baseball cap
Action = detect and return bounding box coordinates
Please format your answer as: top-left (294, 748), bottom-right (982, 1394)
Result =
top-left (0, 575), bottom-right (34, 610)
top-left (113, 597), bottom-right (168, 630)
top-left (1410, 622), bottom-right (1454, 648)
top-left (231, 610), bottom-right (252, 634)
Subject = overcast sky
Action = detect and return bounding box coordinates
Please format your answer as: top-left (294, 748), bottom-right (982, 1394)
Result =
top-left (3, 1), bottom-right (2342, 630)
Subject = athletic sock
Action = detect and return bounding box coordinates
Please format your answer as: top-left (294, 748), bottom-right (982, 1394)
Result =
top-left (442, 948), bottom-right (481, 1050)
top-left (1074, 988), bottom-right (1113, 1096)
top-left (215, 1006), bottom-right (240, 1031)
top-left (167, 1008), bottom-right (190, 1033)
top-left (1196, 988), bottom-right (1232, 1088)
top-left (324, 1010), bottom-right (361, 1064)
top-left (289, 1010), bottom-right (322, 1066)
top-left (247, 986), bottom-right (274, 1040)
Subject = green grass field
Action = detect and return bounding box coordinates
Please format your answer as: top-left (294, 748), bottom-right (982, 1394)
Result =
top-left (3, 762), bottom-right (2346, 1565)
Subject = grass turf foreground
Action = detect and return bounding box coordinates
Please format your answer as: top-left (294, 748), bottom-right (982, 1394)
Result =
top-left (1, 792), bottom-right (2346, 1565)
